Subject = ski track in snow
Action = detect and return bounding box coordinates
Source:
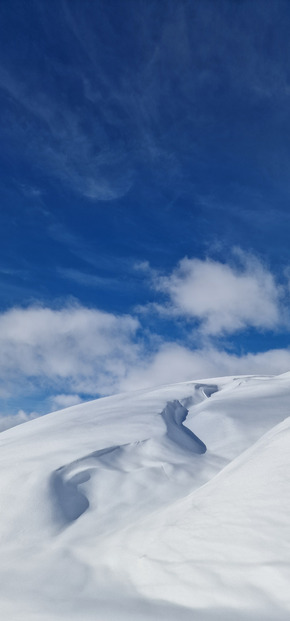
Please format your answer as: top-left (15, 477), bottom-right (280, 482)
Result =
top-left (1, 374), bottom-right (290, 619)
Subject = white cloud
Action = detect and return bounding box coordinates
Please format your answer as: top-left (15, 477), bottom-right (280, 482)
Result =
top-left (120, 343), bottom-right (290, 392)
top-left (50, 394), bottom-right (83, 410)
top-left (153, 254), bottom-right (282, 335)
top-left (0, 254), bottom-right (289, 432)
top-left (0, 304), bottom-right (140, 398)
top-left (0, 409), bottom-right (38, 433)
top-left (2, 325), bottom-right (290, 429)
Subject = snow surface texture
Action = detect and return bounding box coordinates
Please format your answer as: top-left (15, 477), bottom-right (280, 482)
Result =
top-left (0, 373), bottom-right (290, 619)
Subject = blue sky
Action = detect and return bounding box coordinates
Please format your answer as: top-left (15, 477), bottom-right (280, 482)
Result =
top-left (1, 0), bottom-right (290, 425)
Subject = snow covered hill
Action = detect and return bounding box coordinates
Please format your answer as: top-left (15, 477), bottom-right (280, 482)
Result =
top-left (0, 373), bottom-right (290, 619)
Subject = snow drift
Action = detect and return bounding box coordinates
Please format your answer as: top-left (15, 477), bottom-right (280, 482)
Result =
top-left (0, 373), bottom-right (290, 619)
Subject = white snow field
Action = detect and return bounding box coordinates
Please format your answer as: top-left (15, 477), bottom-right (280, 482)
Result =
top-left (0, 373), bottom-right (290, 620)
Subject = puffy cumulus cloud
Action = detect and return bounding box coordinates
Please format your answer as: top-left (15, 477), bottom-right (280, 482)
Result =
top-left (153, 254), bottom-right (283, 335)
top-left (120, 343), bottom-right (290, 392)
top-left (50, 394), bottom-right (83, 411)
top-left (0, 304), bottom-right (140, 399)
top-left (0, 259), bottom-right (289, 433)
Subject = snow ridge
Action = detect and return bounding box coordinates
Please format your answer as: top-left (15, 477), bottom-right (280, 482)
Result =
top-left (161, 399), bottom-right (207, 453)
top-left (0, 374), bottom-right (290, 620)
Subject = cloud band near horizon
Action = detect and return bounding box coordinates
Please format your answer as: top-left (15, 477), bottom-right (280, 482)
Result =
top-left (0, 251), bottom-right (289, 429)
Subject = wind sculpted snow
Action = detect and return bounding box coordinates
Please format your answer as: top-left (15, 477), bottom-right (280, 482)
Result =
top-left (50, 398), bottom-right (207, 532)
top-left (0, 374), bottom-right (290, 619)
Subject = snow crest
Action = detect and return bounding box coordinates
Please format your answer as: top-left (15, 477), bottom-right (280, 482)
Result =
top-left (0, 374), bottom-right (290, 620)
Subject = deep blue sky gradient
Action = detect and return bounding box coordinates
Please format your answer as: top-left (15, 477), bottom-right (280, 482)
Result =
top-left (1, 0), bottom-right (290, 416)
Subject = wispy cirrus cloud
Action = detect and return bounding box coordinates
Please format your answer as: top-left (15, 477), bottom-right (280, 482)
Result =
top-left (1, 0), bottom-right (289, 204)
top-left (58, 267), bottom-right (123, 290)
top-left (0, 65), bottom-right (132, 201)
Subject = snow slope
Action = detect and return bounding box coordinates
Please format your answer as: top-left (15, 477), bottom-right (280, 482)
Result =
top-left (0, 373), bottom-right (290, 619)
